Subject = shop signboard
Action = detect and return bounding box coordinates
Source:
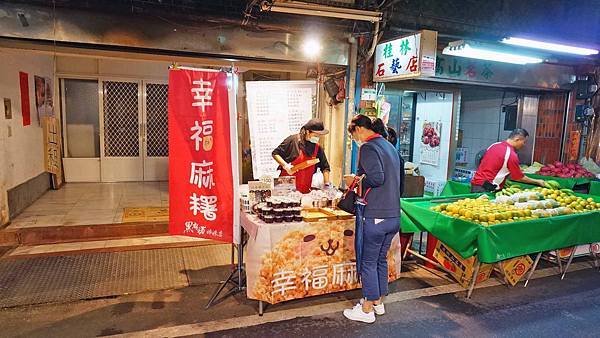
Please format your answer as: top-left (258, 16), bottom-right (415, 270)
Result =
top-left (433, 54), bottom-right (575, 90)
top-left (373, 30), bottom-right (438, 82)
top-left (244, 216), bottom-right (402, 304)
top-left (168, 68), bottom-right (240, 244)
top-left (374, 31), bottom-right (574, 90)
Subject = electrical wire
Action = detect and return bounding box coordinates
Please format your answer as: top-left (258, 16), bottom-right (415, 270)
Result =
top-left (497, 91), bottom-right (506, 142)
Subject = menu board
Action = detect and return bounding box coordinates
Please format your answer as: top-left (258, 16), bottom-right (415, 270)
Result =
top-left (246, 81), bottom-right (316, 179)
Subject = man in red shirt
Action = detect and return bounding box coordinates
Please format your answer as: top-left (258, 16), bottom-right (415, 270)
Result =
top-left (471, 129), bottom-right (545, 192)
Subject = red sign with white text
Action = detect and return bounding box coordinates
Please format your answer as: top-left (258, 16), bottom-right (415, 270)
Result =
top-left (168, 69), bottom-right (234, 243)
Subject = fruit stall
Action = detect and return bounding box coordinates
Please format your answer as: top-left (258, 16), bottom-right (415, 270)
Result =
top-left (523, 161), bottom-right (599, 191)
top-left (401, 184), bottom-right (600, 296)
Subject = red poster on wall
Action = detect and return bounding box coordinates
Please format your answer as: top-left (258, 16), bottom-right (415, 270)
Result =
top-left (168, 68), bottom-right (239, 244)
top-left (19, 71), bottom-right (31, 126)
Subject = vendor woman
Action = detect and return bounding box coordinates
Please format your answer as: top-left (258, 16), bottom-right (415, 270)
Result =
top-left (272, 118), bottom-right (331, 193)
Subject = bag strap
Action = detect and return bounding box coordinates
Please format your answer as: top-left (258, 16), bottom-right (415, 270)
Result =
top-left (345, 176), bottom-right (371, 200)
top-left (312, 143), bottom-right (319, 158)
top-left (363, 187), bottom-right (372, 199)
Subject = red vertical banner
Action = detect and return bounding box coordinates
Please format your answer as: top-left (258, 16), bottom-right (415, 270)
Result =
top-left (168, 68), bottom-right (238, 243)
top-left (19, 71), bottom-right (31, 126)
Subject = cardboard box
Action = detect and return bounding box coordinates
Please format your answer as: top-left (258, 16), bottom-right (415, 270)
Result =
top-left (433, 241), bottom-right (492, 288)
top-left (500, 256), bottom-right (533, 286)
top-left (552, 244), bottom-right (600, 259)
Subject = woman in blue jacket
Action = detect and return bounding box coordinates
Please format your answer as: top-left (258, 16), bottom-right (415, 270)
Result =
top-left (343, 115), bottom-right (401, 323)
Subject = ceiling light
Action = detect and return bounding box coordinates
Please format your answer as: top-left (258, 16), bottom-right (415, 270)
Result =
top-left (302, 38), bottom-right (322, 58)
top-left (443, 41), bottom-right (543, 65)
top-left (501, 37), bottom-right (598, 56)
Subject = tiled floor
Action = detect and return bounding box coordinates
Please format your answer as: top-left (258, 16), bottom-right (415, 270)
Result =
top-left (8, 182), bottom-right (169, 229)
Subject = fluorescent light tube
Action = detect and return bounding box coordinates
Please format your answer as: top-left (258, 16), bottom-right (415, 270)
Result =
top-left (443, 43), bottom-right (543, 65)
top-left (502, 37), bottom-right (598, 56)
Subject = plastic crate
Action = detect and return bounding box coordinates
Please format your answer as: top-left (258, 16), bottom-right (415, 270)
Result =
top-left (454, 168), bottom-right (476, 179)
top-left (424, 179), bottom-right (446, 196)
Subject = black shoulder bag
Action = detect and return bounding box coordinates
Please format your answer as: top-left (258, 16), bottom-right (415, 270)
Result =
top-left (337, 176), bottom-right (367, 214)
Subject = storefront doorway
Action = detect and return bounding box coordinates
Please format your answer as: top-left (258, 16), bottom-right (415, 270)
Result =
top-left (101, 80), bottom-right (168, 181)
top-left (62, 78), bottom-right (168, 182)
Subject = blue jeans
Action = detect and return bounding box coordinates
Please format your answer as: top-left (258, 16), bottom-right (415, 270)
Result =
top-left (361, 217), bottom-right (400, 301)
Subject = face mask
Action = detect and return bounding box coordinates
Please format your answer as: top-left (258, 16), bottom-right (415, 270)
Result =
top-left (309, 136), bottom-right (320, 144)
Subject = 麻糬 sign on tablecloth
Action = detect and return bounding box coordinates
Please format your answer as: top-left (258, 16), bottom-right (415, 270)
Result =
top-left (245, 216), bottom-right (402, 304)
top-left (168, 68), bottom-right (240, 243)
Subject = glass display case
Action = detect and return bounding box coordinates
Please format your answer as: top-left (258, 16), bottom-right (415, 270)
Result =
top-left (384, 90), bottom-right (417, 162)
top-left (398, 92), bottom-right (416, 162)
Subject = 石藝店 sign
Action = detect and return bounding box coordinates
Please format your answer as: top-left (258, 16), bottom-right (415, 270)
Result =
top-left (168, 68), bottom-right (240, 244)
top-left (373, 30), bottom-right (438, 82)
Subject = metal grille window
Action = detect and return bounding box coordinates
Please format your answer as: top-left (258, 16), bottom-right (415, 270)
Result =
top-left (146, 83), bottom-right (169, 157)
top-left (103, 81), bottom-right (140, 157)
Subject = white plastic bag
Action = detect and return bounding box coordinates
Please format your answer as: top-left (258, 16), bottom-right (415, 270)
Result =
top-left (311, 168), bottom-right (324, 189)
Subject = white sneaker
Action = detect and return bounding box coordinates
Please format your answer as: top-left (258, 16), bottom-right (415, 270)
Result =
top-left (359, 298), bottom-right (385, 315)
top-left (343, 304), bottom-right (376, 323)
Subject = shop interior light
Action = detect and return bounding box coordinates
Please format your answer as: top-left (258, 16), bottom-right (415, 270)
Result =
top-left (443, 41), bottom-right (543, 65)
top-left (303, 38), bottom-right (322, 58)
top-left (501, 37), bottom-right (598, 56)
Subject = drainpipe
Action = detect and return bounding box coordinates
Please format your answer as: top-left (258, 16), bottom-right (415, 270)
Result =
top-left (342, 37), bottom-right (359, 180)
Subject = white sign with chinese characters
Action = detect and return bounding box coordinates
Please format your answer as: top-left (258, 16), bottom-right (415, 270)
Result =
top-left (361, 88), bottom-right (377, 101)
top-left (246, 81), bottom-right (316, 179)
top-left (373, 30), bottom-right (438, 82)
top-left (42, 116), bottom-right (61, 175)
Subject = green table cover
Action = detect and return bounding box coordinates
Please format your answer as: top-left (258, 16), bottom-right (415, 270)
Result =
top-left (525, 173), bottom-right (593, 189)
top-left (401, 193), bottom-right (600, 263)
top-left (440, 180), bottom-right (536, 197)
top-left (590, 181), bottom-right (600, 196)
top-left (440, 181), bottom-right (472, 196)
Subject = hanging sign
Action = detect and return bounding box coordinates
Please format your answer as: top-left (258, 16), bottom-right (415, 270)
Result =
top-left (373, 30), bottom-right (438, 82)
top-left (168, 68), bottom-right (239, 244)
top-left (360, 88), bottom-right (377, 101)
top-left (19, 71), bottom-right (31, 126)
